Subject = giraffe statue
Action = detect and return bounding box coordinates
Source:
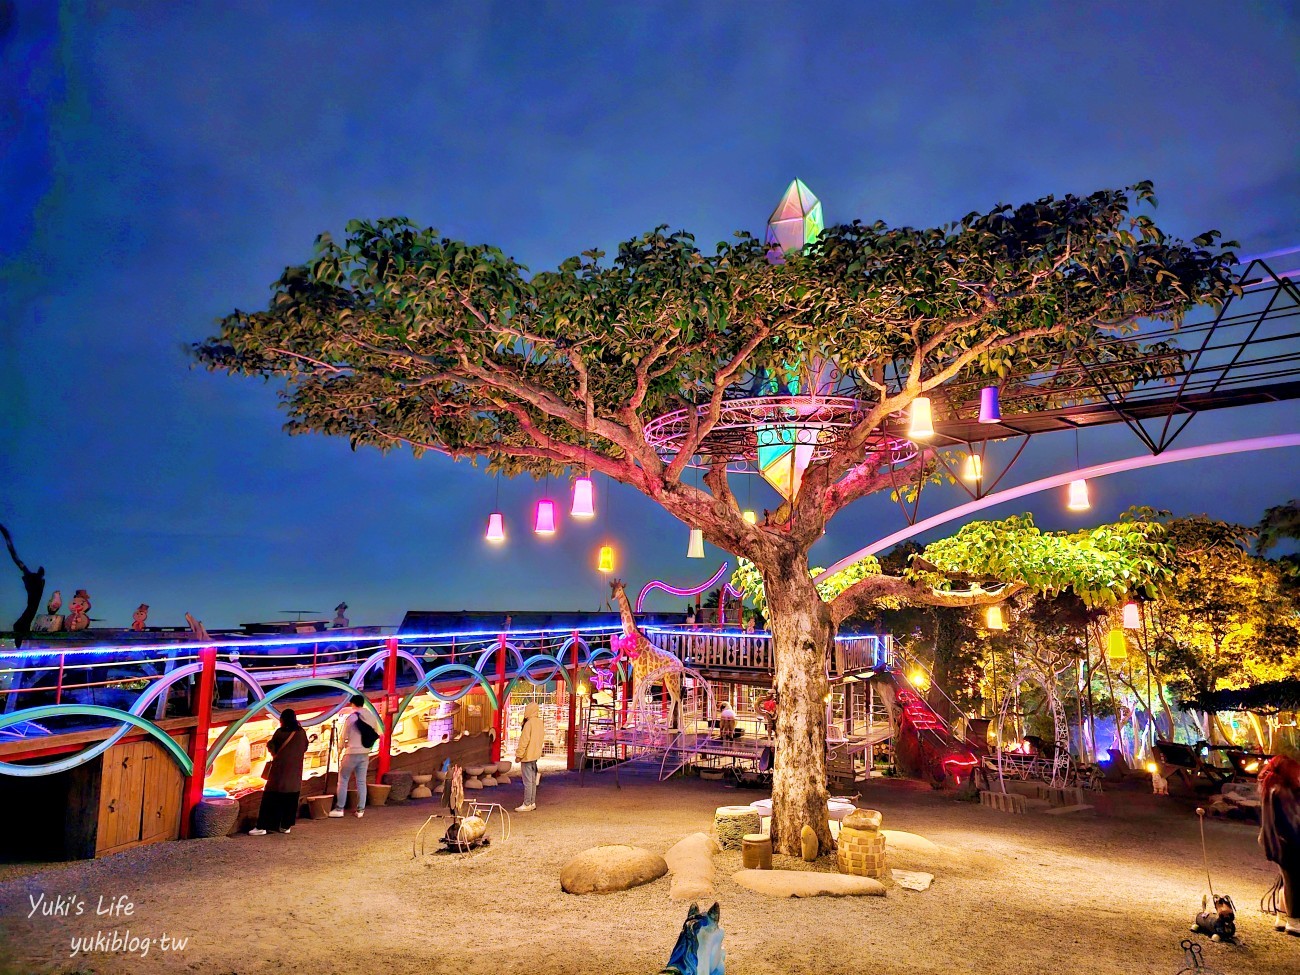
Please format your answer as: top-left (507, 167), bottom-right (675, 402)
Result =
top-left (610, 578), bottom-right (682, 712)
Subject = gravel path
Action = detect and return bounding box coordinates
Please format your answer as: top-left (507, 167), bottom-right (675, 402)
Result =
top-left (0, 768), bottom-right (1293, 975)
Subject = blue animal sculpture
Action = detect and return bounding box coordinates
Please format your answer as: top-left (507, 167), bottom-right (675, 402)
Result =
top-left (659, 902), bottom-right (725, 975)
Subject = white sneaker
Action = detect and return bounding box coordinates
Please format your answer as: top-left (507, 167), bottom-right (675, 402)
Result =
top-left (514, 803), bottom-right (535, 812)
top-left (327, 809), bottom-right (345, 818)
top-left (278, 828), bottom-right (291, 834)
top-left (1286, 918), bottom-right (1300, 936)
top-left (1275, 913), bottom-right (1288, 932)
top-left (248, 828), bottom-right (267, 836)
top-left (355, 809), bottom-right (364, 818)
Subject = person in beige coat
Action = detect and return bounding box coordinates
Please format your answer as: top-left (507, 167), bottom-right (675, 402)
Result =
top-left (515, 702), bottom-right (544, 812)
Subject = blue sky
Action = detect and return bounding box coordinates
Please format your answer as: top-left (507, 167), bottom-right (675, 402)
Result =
top-left (2, 2), bottom-right (1297, 630)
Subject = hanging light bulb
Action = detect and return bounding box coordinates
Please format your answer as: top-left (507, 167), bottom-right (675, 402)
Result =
top-left (597, 544), bottom-right (614, 573)
top-left (1067, 478), bottom-right (1091, 511)
top-left (908, 396), bottom-right (934, 440)
top-left (742, 509), bottom-right (758, 525)
top-left (985, 604), bottom-right (1005, 630)
top-left (1122, 601), bottom-right (1141, 630)
top-left (978, 386), bottom-right (1002, 424)
top-left (571, 476), bottom-right (595, 518)
top-left (963, 453), bottom-right (983, 482)
top-left (485, 511), bottom-right (506, 543)
top-left (687, 528), bottom-right (705, 558)
top-left (1106, 628), bottom-right (1127, 663)
top-left (534, 498), bottom-right (557, 535)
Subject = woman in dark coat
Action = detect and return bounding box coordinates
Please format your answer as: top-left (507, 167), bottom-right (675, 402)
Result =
top-left (1259, 754), bottom-right (1300, 936)
top-left (250, 709), bottom-right (309, 835)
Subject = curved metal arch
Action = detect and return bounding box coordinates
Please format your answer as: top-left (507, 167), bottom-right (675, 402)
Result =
top-left (473, 642), bottom-right (526, 676)
top-left (586, 648), bottom-right (630, 684)
top-left (816, 433), bottom-right (1300, 581)
top-left (393, 665), bottom-right (500, 728)
top-left (636, 563), bottom-right (731, 613)
top-left (0, 705), bottom-right (194, 778)
top-left (350, 648), bottom-right (427, 690)
top-left (556, 636), bottom-right (592, 666)
top-left (513, 654), bottom-right (573, 689)
top-left (993, 666), bottom-right (1070, 790)
top-left (206, 678), bottom-right (384, 773)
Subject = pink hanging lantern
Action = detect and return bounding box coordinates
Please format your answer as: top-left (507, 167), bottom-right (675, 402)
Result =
top-left (1122, 601), bottom-right (1141, 630)
top-left (534, 499), bottom-right (557, 535)
top-left (571, 476), bottom-right (595, 518)
top-left (978, 386), bottom-right (1001, 424)
top-left (485, 511), bottom-right (506, 543)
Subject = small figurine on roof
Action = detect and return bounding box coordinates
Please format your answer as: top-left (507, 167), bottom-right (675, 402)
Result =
top-left (131, 604), bottom-right (149, 631)
top-left (66, 590), bottom-right (91, 632)
top-left (332, 602), bottom-right (349, 628)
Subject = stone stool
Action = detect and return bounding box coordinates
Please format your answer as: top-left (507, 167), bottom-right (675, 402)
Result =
top-left (432, 768), bottom-right (446, 795)
top-left (836, 808), bottom-right (886, 879)
top-left (714, 805), bottom-right (761, 850)
top-left (464, 765), bottom-right (485, 790)
top-left (366, 782), bottom-right (391, 806)
top-left (410, 774), bottom-right (433, 800)
top-left (495, 760), bottom-right (513, 785)
top-left (384, 770), bottom-right (414, 803)
top-left (193, 797), bottom-right (240, 838)
top-left (742, 833), bottom-right (773, 870)
top-left (480, 767), bottom-right (498, 787)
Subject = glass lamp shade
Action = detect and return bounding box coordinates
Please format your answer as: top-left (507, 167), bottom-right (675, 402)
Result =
top-left (485, 511), bottom-right (506, 543)
top-left (978, 386), bottom-right (1002, 424)
top-left (534, 499), bottom-right (557, 535)
top-left (963, 454), bottom-right (983, 482)
top-left (571, 477), bottom-right (595, 518)
top-left (908, 397), bottom-right (935, 440)
top-left (1106, 628), bottom-right (1128, 663)
top-left (1122, 601), bottom-right (1141, 630)
top-left (687, 528), bottom-right (705, 558)
top-left (597, 544), bottom-right (614, 573)
top-left (1067, 478), bottom-right (1091, 511)
top-left (742, 509), bottom-right (758, 525)
top-left (985, 604), bottom-right (1005, 630)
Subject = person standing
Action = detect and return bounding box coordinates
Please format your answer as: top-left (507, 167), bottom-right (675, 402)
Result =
top-left (757, 689), bottom-right (778, 738)
top-left (329, 694), bottom-right (381, 819)
top-left (250, 709), bottom-right (309, 835)
top-left (719, 702), bottom-right (737, 741)
top-left (515, 701), bottom-right (543, 812)
top-left (1259, 755), bottom-right (1300, 936)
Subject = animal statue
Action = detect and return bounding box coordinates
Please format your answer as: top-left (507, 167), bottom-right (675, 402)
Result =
top-left (65, 589), bottom-right (91, 632)
top-left (46, 590), bottom-right (62, 615)
top-left (610, 578), bottom-right (683, 708)
top-left (131, 604), bottom-right (149, 631)
top-left (659, 902), bottom-right (725, 975)
top-left (1190, 894), bottom-right (1236, 943)
top-left (0, 524), bottom-right (45, 648)
top-left (332, 602), bottom-right (349, 628)
top-left (1259, 755), bottom-right (1300, 936)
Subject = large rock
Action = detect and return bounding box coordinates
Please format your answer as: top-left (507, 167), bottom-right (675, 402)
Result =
top-left (560, 845), bottom-right (668, 895)
top-left (843, 808), bottom-right (882, 831)
top-left (880, 829), bottom-right (939, 854)
top-left (664, 832), bottom-right (719, 901)
top-left (732, 869), bottom-right (885, 898)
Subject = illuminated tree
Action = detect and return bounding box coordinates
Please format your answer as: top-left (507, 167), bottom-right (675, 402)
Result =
top-left (194, 184), bottom-right (1234, 853)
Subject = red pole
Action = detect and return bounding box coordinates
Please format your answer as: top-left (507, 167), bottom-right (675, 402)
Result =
top-left (490, 633), bottom-right (508, 762)
top-left (566, 630), bottom-right (579, 771)
top-left (181, 645), bottom-right (217, 839)
top-left (55, 653), bottom-right (65, 705)
top-left (376, 636), bottom-right (398, 781)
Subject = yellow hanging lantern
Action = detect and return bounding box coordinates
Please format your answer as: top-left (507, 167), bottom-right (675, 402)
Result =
top-left (1106, 628), bottom-right (1127, 663)
top-left (597, 545), bottom-right (614, 573)
top-left (742, 509), bottom-right (758, 524)
top-left (985, 604), bottom-right (1005, 630)
top-left (963, 453), bottom-right (983, 482)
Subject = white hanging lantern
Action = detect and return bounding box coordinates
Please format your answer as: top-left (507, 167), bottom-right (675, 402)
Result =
top-left (571, 476), bottom-right (595, 518)
top-left (687, 528), bottom-right (705, 558)
top-left (908, 397), bottom-right (934, 440)
top-left (1067, 478), bottom-right (1091, 511)
top-left (1122, 601), bottom-right (1141, 630)
top-left (963, 454), bottom-right (982, 482)
top-left (485, 511), bottom-right (506, 543)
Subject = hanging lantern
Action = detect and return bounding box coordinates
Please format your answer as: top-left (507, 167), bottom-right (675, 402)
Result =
top-left (963, 454), bottom-right (983, 482)
top-left (908, 396), bottom-right (934, 440)
top-left (1122, 601), bottom-right (1141, 630)
top-left (571, 476), bottom-right (595, 518)
top-left (1067, 478), bottom-right (1091, 511)
top-left (534, 499), bottom-right (557, 535)
top-left (978, 386), bottom-right (1002, 424)
top-left (742, 509), bottom-right (758, 524)
top-left (1106, 628), bottom-right (1127, 663)
top-left (985, 604), bottom-right (1005, 630)
top-left (687, 528), bottom-right (705, 558)
top-left (485, 511), bottom-right (506, 543)
top-left (597, 544), bottom-right (615, 573)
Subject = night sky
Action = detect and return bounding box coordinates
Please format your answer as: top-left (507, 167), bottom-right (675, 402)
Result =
top-left (2, 2), bottom-right (1297, 631)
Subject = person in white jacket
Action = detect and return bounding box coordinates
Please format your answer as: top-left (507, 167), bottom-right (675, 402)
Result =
top-left (329, 694), bottom-right (382, 818)
top-left (515, 701), bottom-right (544, 812)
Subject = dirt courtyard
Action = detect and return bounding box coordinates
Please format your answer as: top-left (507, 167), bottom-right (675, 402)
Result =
top-left (0, 765), bottom-right (1293, 975)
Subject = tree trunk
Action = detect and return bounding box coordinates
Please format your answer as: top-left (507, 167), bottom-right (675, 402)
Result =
top-left (761, 552), bottom-right (834, 858)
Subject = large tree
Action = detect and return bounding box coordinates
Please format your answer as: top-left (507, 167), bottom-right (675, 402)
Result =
top-left (194, 183), bottom-right (1234, 853)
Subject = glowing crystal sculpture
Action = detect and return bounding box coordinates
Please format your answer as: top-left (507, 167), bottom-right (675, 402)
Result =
top-left (766, 178), bottom-right (824, 261)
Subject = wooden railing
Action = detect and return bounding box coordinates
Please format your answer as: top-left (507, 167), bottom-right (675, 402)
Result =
top-left (645, 628), bottom-right (888, 675)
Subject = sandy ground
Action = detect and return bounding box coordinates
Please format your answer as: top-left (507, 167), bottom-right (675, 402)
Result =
top-left (0, 764), bottom-right (1294, 975)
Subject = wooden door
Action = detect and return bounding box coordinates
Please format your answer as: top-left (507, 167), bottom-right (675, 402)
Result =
top-left (96, 741), bottom-right (148, 855)
top-left (140, 737), bottom-right (184, 845)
